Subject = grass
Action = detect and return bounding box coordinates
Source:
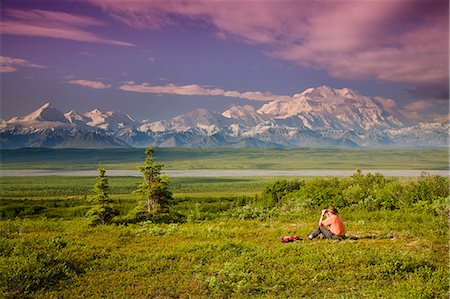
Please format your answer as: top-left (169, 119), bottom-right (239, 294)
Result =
top-left (0, 176), bottom-right (283, 198)
top-left (1, 147), bottom-right (449, 170)
top-left (0, 175), bottom-right (448, 298)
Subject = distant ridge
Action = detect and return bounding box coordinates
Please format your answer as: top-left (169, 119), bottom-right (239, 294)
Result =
top-left (1, 87), bottom-right (448, 148)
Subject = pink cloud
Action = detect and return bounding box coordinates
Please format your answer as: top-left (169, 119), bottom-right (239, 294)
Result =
top-left (120, 82), bottom-right (224, 96)
top-left (0, 56), bottom-right (46, 73)
top-left (271, 3), bottom-right (448, 87)
top-left (1, 9), bottom-right (135, 47)
top-left (398, 99), bottom-right (449, 122)
top-left (67, 79), bottom-right (111, 90)
top-left (374, 97), bottom-right (397, 109)
top-left (0, 66), bottom-right (17, 73)
top-left (91, 0), bottom-right (449, 88)
top-left (403, 100), bottom-right (436, 112)
top-left (119, 82), bottom-right (290, 102)
top-left (6, 9), bottom-right (103, 27)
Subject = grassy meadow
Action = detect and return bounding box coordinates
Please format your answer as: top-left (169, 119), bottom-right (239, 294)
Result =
top-left (0, 173), bottom-right (449, 298)
top-left (1, 147), bottom-right (449, 170)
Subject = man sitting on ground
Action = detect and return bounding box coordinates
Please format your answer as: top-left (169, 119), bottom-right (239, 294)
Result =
top-left (308, 206), bottom-right (345, 240)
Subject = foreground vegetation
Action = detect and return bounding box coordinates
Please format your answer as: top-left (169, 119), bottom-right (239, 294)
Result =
top-left (1, 147), bottom-right (448, 170)
top-left (0, 173), bottom-right (449, 298)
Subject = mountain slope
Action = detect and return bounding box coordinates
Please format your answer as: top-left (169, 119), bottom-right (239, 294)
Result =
top-left (84, 109), bottom-right (137, 131)
top-left (1, 87), bottom-right (447, 148)
top-left (19, 102), bottom-right (69, 123)
top-left (257, 86), bottom-right (402, 132)
top-left (1, 104), bottom-right (132, 148)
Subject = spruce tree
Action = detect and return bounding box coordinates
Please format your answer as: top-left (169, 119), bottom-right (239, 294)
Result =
top-left (86, 165), bottom-right (118, 226)
top-left (92, 165), bottom-right (111, 207)
top-left (133, 148), bottom-right (173, 213)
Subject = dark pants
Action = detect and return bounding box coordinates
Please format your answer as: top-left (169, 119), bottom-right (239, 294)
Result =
top-left (309, 226), bottom-right (340, 240)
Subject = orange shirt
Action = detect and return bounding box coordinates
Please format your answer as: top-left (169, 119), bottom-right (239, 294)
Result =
top-left (321, 214), bottom-right (345, 236)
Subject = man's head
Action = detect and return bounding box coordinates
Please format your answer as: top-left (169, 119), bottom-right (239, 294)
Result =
top-left (327, 206), bottom-right (338, 215)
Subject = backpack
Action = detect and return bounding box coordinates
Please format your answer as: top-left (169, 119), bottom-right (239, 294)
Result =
top-left (281, 235), bottom-right (301, 243)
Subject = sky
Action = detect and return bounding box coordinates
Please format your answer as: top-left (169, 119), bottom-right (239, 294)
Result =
top-left (1, 0), bottom-right (449, 122)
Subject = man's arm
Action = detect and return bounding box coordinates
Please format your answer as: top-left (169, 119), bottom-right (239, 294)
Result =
top-left (319, 209), bottom-right (327, 226)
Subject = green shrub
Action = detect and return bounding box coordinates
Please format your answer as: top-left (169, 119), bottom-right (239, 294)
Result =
top-left (412, 196), bottom-right (450, 216)
top-left (115, 204), bottom-right (185, 224)
top-left (342, 184), bottom-right (366, 206)
top-left (117, 204), bottom-right (148, 224)
top-left (272, 172), bottom-right (449, 212)
top-left (85, 206), bottom-right (120, 226)
top-left (402, 175), bottom-right (449, 205)
top-left (288, 177), bottom-right (343, 208)
top-left (186, 202), bottom-right (202, 223)
top-left (370, 181), bottom-right (405, 210)
top-left (0, 236), bottom-right (89, 297)
top-left (258, 179), bottom-right (304, 208)
top-left (226, 206), bottom-right (277, 221)
top-left (233, 195), bottom-right (251, 207)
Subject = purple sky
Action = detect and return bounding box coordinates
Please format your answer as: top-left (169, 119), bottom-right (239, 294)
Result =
top-left (1, 0), bottom-right (448, 122)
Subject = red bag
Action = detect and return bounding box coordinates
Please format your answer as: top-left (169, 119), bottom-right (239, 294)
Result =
top-left (281, 235), bottom-right (301, 243)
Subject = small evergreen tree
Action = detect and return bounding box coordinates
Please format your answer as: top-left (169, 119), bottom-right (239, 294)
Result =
top-left (92, 165), bottom-right (111, 207)
top-left (86, 165), bottom-right (118, 226)
top-left (133, 148), bottom-right (173, 213)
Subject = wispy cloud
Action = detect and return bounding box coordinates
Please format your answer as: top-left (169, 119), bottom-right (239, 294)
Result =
top-left (403, 100), bottom-right (435, 112)
top-left (80, 51), bottom-right (95, 56)
top-left (92, 0), bottom-right (449, 97)
top-left (1, 9), bottom-right (135, 47)
top-left (0, 56), bottom-right (46, 73)
top-left (119, 82), bottom-right (291, 102)
top-left (398, 99), bottom-right (449, 122)
top-left (67, 79), bottom-right (111, 90)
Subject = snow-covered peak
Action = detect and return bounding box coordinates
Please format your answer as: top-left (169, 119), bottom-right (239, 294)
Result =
top-left (434, 114), bottom-right (450, 124)
top-left (299, 86), bottom-right (362, 100)
top-left (337, 88), bottom-right (362, 99)
top-left (139, 108), bottom-right (230, 133)
top-left (41, 102), bottom-right (51, 109)
top-left (300, 86), bottom-right (336, 98)
top-left (222, 105), bottom-right (257, 119)
top-left (84, 108), bottom-right (104, 119)
top-left (222, 105), bottom-right (266, 126)
top-left (84, 109), bottom-right (137, 130)
top-left (257, 98), bottom-right (312, 118)
top-left (65, 110), bottom-right (89, 124)
top-left (172, 108), bottom-right (225, 127)
top-left (258, 86), bottom-right (402, 131)
top-left (17, 102), bottom-right (69, 123)
top-left (1, 91), bottom-right (447, 148)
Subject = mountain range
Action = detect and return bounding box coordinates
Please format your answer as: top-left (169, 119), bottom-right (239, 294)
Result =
top-left (1, 86), bottom-right (448, 148)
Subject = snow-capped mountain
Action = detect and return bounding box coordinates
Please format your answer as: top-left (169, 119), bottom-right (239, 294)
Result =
top-left (257, 86), bottom-right (402, 132)
top-left (84, 109), bottom-right (137, 131)
top-left (1, 103), bottom-right (133, 148)
top-left (1, 87), bottom-right (448, 148)
top-left (65, 110), bottom-right (90, 125)
top-left (19, 102), bottom-right (69, 123)
top-left (138, 108), bottom-right (228, 134)
top-left (222, 105), bottom-right (267, 126)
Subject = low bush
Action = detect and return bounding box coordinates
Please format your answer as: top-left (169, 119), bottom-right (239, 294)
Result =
top-left (402, 175), bottom-right (449, 205)
top-left (0, 236), bottom-right (94, 297)
top-left (258, 179), bottom-right (304, 208)
top-left (257, 171), bottom-right (449, 213)
top-left (114, 204), bottom-right (185, 225)
top-left (85, 206), bottom-right (120, 226)
top-left (226, 206), bottom-right (277, 221)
